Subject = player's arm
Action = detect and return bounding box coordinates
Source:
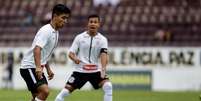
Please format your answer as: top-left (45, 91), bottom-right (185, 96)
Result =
top-left (34, 46), bottom-right (43, 79)
top-left (68, 52), bottom-right (80, 64)
top-left (100, 37), bottom-right (108, 78)
top-left (45, 62), bottom-right (54, 80)
top-left (68, 35), bottom-right (80, 64)
top-left (34, 29), bottom-right (49, 79)
top-left (100, 48), bottom-right (108, 78)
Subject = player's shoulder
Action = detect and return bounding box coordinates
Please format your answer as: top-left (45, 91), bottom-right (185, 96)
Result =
top-left (97, 32), bottom-right (107, 40)
top-left (75, 31), bottom-right (87, 39)
top-left (36, 24), bottom-right (53, 36)
top-left (38, 24), bottom-right (52, 33)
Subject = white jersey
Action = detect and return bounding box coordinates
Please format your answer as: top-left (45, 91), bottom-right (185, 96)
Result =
top-left (69, 31), bottom-right (108, 73)
top-left (21, 24), bottom-right (59, 69)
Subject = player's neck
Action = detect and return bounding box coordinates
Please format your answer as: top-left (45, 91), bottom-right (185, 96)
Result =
top-left (87, 31), bottom-right (97, 37)
top-left (50, 21), bottom-right (58, 31)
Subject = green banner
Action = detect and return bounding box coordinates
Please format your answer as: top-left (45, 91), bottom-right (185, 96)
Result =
top-left (108, 70), bottom-right (152, 90)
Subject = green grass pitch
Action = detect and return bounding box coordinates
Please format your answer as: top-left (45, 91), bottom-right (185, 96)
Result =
top-left (0, 89), bottom-right (200, 101)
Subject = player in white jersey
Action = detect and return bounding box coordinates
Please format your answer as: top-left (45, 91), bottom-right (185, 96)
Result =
top-left (55, 14), bottom-right (112, 101)
top-left (20, 4), bottom-right (71, 101)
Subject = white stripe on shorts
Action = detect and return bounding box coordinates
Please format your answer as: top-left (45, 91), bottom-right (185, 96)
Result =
top-left (28, 69), bottom-right (37, 84)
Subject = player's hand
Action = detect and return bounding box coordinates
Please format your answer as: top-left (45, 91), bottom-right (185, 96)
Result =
top-left (47, 69), bottom-right (54, 80)
top-left (101, 70), bottom-right (106, 78)
top-left (74, 58), bottom-right (81, 64)
top-left (35, 67), bottom-right (43, 80)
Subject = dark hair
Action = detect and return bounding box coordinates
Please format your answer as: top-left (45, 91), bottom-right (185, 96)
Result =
top-left (52, 4), bottom-right (71, 18)
top-left (88, 14), bottom-right (100, 21)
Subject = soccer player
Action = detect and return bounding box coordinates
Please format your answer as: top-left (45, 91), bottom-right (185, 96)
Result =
top-left (55, 14), bottom-right (112, 101)
top-left (20, 4), bottom-right (71, 101)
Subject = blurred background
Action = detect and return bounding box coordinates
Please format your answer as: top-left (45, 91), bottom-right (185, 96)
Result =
top-left (0, 0), bottom-right (201, 101)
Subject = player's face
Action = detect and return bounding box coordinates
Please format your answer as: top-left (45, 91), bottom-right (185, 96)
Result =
top-left (55, 13), bottom-right (70, 29)
top-left (87, 17), bottom-right (100, 34)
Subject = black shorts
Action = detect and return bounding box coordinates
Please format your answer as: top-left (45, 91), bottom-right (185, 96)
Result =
top-left (66, 71), bottom-right (108, 89)
top-left (20, 68), bottom-right (48, 93)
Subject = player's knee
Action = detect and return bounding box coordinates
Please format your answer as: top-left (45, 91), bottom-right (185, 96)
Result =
top-left (102, 82), bottom-right (112, 95)
top-left (65, 84), bottom-right (75, 92)
top-left (41, 88), bottom-right (50, 97)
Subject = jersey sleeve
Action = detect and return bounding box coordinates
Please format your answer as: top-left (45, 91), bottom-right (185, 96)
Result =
top-left (101, 37), bottom-right (108, 49)
top-left (69, 35), bottom-right (79, 53)
top-left (99, 37), bottom-right (108, 54)
top-left (34, 29), bottom-right (49, 48)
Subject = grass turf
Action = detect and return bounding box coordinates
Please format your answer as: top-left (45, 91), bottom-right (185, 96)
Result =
top-left (0, 89), bottom-right (200, 101)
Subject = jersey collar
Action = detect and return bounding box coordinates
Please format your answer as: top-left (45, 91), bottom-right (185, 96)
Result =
top-left (49, 24), bottom-right (58, 33)
top-left (84, 31), bottom-right (99, 38)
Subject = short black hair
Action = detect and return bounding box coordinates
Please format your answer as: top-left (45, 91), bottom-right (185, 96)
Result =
top-left (88, 14), bottom-right (100, 21)
top-left (52, 4), bottom-right (71, 18)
